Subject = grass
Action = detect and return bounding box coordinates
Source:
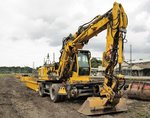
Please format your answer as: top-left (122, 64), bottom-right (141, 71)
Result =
top-left (0, 74), bottom-right (15, 79)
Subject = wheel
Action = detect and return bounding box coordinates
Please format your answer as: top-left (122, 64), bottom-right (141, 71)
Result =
top-left (49, 84), bottom-right (61, 102)
top-left (60, 95), bottom-right (66, 102)
top-left (39, 83), bottom-right (45, 97)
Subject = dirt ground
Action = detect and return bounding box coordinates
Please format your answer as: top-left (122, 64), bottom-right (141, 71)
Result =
top-left (0, 77), bottom-right (150, 118)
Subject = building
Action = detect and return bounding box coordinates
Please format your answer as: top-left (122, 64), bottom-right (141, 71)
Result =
top-left (97, 61), bottom-right (150, 76)
top-left (117, 61), bottom-right (150, 76)
top-left (132, 61), bottom-right (150, 76)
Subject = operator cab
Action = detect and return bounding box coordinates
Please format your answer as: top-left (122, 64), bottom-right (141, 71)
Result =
top-left (72, 50), bottom-right (91, 76)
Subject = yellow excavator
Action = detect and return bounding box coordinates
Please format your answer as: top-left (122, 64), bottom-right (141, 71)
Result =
top-left (22, 2), bottom-right (128, 116)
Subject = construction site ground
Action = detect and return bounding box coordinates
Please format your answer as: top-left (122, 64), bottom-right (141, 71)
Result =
top-left (0, 76), bottom-right (150, 118)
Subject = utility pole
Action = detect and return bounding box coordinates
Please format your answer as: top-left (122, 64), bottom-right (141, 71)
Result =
top-left (53, 53), bottom-right (55, 63)
top-left (32, 62), bottom-right (35, 69)
top-left (44, 58), bottom-right (46, 65)
top-left (32, 61), bottom-right (35, 74)
top-left (47, 53), bottom-right (50, 64)
top-left (130, 44), bottom-right (132, 76)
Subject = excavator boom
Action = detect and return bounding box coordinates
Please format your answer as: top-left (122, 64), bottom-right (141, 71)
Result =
top-left (78, 2), bottom-right (128, 115)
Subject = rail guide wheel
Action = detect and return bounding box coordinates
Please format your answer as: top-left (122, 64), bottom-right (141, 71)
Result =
top-left (39, 83), bottom-right (45, 97)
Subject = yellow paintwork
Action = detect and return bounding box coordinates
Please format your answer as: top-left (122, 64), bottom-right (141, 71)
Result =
top-left (15, 74), bottom-right (22, 79)
top-left (22, 65), bottom-right (54, 91)
top-left (21, 65), bottom-right (54, 92)
top-left (20, 76), bottom-right (30, 82)
top-left (98, 2), bottom-right (127, 104)
top-left (58, 87), bottom-right (67, 95)
top-left (57, 2), bottom-right (127, 87)
top-left (117, 74), bottom-right (125, 78)
top-left (20, 75), bottom-right (39, 91)
top-left (78, 97), bottom-right (127, 115)
top-left (38, 66), bottom-right (49, 80)
top-left (68, 52), bottom-right (91, 84)
top-left (69, 76), bottom-right (90, 84)
top-left (25, 79), bottom-right (39, 92)
top-left (78, 2), bottom-right (128, 115)
top-left (20, 77), bottom-right (25, 82)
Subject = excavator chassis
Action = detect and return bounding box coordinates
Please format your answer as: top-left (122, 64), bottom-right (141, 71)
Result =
top-left (22, 77), bottom-right (102, 99)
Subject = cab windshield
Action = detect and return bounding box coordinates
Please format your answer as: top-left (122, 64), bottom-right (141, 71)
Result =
top-left (78, 51), bottom-right (90, 75)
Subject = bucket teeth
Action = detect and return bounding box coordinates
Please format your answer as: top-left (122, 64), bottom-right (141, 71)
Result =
top-left (78, 97), bottom-right (127, 116)
top-left (127, 82), bottom-right (150, 100)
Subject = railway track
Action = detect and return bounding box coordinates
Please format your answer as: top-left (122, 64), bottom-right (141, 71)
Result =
top-left (90, 76), bottom-right (150, 83)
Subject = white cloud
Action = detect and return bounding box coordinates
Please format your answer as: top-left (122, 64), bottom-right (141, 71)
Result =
top-left (0, 0), bottom-right (150, 67)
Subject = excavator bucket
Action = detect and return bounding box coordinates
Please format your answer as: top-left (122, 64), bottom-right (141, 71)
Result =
top-left (78, 97), bottom-right (127, 116)
top-left (127, 82), bottom-right (150, 100)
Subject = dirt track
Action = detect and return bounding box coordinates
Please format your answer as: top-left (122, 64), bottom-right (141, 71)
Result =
top-left (0, 77), bottom-right (150, 118)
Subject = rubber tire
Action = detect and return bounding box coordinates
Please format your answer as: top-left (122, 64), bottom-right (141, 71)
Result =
top-left (60, 95), bottom-right (66, 102)
top-left (39, 83), bottom-right (45, 97)
top-left (49, 84), bottom-right (61, 102)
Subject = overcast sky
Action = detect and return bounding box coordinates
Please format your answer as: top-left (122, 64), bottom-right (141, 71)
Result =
top-left (0, 0), bottom-right (150, 67)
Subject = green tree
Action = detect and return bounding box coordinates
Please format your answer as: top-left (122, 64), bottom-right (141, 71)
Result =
top-left (91, 58), bottom-right (102, 68)
top-left (0, 66), bottom-right (33, 74)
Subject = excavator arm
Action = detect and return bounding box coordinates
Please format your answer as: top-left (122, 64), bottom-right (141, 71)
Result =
top-left (78, 3), bottom-right (128, 115)
top-left (57, 2), bottom-right (127, 81)
top-left (56, 2), bottom-right (128, 115)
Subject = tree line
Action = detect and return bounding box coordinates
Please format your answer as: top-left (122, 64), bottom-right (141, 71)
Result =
top-left (91, 57), bottom-right (102, 68)
top-left (0, 66), bottom-right (33, 74)
top-left (0, 58), bottom-right (101, 74)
